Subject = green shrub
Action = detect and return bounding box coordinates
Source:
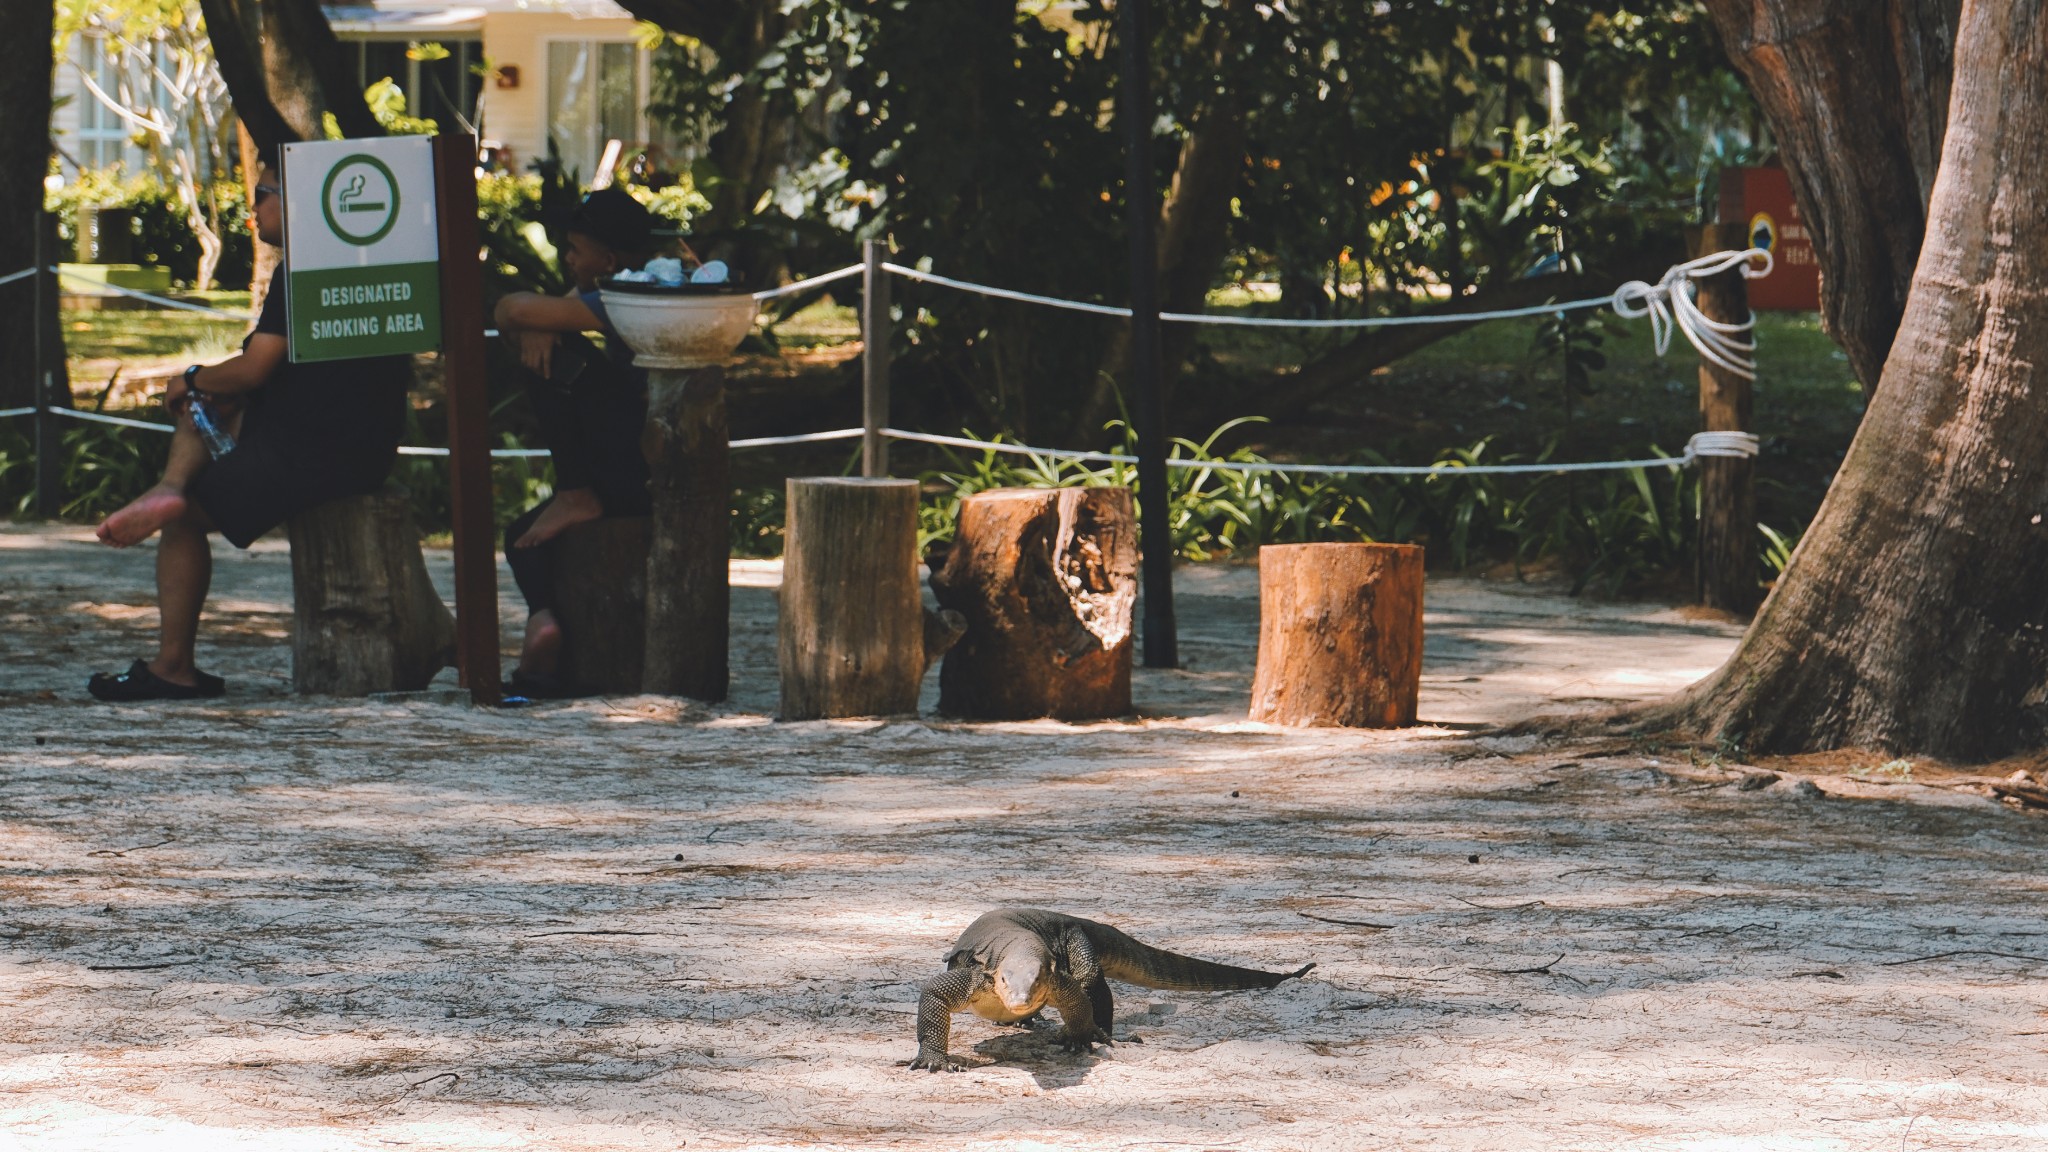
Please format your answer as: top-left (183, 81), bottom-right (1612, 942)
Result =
top-left (46, 171), bottom-right (254, 290)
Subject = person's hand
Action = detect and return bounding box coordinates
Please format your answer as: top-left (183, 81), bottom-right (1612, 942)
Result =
top-left (518, 329), bottom-right (558, 378)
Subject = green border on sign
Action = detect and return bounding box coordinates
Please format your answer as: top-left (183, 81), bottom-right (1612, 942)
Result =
top-left (321, 154), bottom-right (402, 246)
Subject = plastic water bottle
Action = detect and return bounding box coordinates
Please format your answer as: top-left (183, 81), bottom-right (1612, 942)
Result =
top-left (189, 395), bottom-right (236, 460)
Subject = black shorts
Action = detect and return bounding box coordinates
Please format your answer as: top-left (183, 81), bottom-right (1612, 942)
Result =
top-left (188, 436), bottom-right (394, 549)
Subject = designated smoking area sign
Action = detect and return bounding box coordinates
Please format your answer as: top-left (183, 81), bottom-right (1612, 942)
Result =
top-left (281, 137), bottom-right (442, 362)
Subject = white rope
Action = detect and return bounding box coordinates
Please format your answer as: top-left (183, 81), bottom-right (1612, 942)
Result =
top-left (0, 406), bottom-right (35, 419)
top-left (45, 406), bottom-right (174, 432)
top-left (882, 427), bottom-right (1749, 477)
top-left (882, 263), bottom-right (1136, 318)
top-left (1611, 248), bottom-right (1773, 380)
top-left (729, 428), bottom-right (865, 449)
top-left (752, 264), bottom-right (862, 301)
top-left (52, 268), bottom-right (254, 319)
top-left (0, 267), bottom-right (38, 288)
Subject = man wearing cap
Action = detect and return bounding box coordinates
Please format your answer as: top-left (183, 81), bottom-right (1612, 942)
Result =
top-left (492, 188), bottom-right (682, 695)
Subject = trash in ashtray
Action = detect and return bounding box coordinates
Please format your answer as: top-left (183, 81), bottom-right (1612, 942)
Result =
top-left (611, 257), bottom-right (729, 287)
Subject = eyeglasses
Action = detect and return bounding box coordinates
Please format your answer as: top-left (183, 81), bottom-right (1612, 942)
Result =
top-left (253, 183), bottom-right (280, 204)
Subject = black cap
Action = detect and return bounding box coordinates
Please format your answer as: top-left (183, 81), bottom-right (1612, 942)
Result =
top-left (566, 188), bottom-right (655, 254)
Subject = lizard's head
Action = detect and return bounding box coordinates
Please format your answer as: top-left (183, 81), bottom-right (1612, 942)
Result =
top-left (991, 951), bottom-right (1045, 1015)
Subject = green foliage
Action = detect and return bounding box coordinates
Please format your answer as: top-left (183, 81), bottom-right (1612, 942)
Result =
top-left (364, 78), bottom-right (439, 136)
top-left (895, 418), bottom-right (1707, 594)
top-left (46, 171), bottom-right (254, 289)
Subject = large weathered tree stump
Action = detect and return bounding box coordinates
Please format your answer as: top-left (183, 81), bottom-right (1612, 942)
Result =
top-left (1248, 543), bottom-right (1424, 728)
top-left (288, 485), bottom-right (455, 695)
top-left (641, 366), bottom-right (729, 701)
top-left (549, 516), bottom-right (651, 695)
top-left (778, 478), bottom-right (964, 719)
top-left (932, 487), bottom-right (1137, 720)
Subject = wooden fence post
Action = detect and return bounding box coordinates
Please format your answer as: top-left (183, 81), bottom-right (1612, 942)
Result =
top-left (861, 238), bottom-right (891, 478)
top-left (1694, 225), bottom-right (1760, 614)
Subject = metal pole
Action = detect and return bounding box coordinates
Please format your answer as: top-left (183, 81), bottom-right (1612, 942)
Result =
top-left (861, 237), bottom-right (891, 478)
top-left (1118, 0), bottom-right (1176, 668)
top-left (32, 211), bottom-right (59, 518)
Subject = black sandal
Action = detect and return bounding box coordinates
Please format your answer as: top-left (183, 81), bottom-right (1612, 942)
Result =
top-left (87, 660), bottom-right (226, 702)
top-left (505, 666), bottom-right (572, 700)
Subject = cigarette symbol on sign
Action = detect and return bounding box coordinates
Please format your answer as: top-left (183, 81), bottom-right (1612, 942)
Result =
top-left (337, 173), bottom-right (387, 214)
top-left (319, 154), bottom-right (401, 246)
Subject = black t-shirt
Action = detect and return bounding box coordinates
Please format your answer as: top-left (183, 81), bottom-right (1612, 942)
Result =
top-left (245, 265), bottom-right (411, 466)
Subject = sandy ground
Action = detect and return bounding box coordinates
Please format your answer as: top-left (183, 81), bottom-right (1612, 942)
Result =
top-left (3, 523), bottom-right (2047, 1151)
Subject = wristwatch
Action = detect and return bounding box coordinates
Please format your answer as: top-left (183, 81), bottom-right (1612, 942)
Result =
top-left (182, 363), bottom-right (202, 394)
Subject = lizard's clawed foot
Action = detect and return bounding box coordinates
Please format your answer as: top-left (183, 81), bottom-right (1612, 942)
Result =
top-left (1059, 1029), bottom-right (1114, 1055)
top-left (1003, 1012), bottom-right (1051, 1031)
top-left (908, 1050), bottom-right (970, 1072)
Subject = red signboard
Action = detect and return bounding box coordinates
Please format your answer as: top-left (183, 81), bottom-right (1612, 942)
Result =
top-left (1718, 166), bottom-right (1820, 312)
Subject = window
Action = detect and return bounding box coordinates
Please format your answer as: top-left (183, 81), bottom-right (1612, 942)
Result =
top-left (71, 34), bottom-right (137, 172)
top-left (546, 41), bottom-right (641, 181)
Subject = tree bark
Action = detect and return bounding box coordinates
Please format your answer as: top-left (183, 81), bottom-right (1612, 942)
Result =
top-left (199, 0), bottom-right (382, 150)
top-left (641, 367), bottom-right (729, 701)
top-left (1693, 229), bottom-right (1759, 616)
top-left (1248, 544), bottom-right (1423, 728)
top-left (549, 517), bottom-right (651, 695)
top-left (288, 487), bottom-right (456, 695)
top-left (931, 487), bottom-right (1138, 721)
top-left (1699, 0), bottom-right (1961, 394)
top-left (1636, 0), bottom-right (2048, 760)
top-left (778, 477), bottom-right (946, 719)
top-left (0, 1), bottom-right (68, 414)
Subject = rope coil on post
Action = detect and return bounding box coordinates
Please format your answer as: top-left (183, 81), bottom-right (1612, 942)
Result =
top-left (1610, 247), bottom-right (1774, 380)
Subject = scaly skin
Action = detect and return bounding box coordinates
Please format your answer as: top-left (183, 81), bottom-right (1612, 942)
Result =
top-left (907, 909), bottom-right (1313, 1071)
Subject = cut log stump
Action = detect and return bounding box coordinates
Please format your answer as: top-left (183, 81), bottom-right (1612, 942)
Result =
top-left (642, 366), bottom-right (729, 701)
top-left (1248, 543), bottom-right (1423, 728)
top-left (932, 486), bottom-right (1137, 720)
top-left (288, 485), bottom-right (455, 695)
top-left (778, 477), bottom-right (963, 719)
top-left (549, 517), bottom-right (651, 695)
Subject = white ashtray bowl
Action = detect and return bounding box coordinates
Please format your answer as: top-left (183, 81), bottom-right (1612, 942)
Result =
top-left (597, 281), bottom-right (757, 369)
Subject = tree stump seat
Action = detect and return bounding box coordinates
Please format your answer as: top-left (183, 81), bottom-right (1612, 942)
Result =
top-left (931, 486), bottom-right (1137, 721)
top-left (548, 516), bottom-right (652, 695)
top-left (287, 485), bottom-right (454, 696)
top-left (777, 477), bottom-right (963, 719)
top-left (1248, 543), bottom-right (1423, 728)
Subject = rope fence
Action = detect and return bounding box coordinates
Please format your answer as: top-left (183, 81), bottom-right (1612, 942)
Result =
top-left (2, 248), bottom-right (1773, 477)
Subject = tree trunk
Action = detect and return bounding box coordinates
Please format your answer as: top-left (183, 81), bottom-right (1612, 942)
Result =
top-left (550, 517), bottom-right (651, 695)
top-left (1699, 0), bottom-right (1961, 394)
top-left (1248, 544), bottom-right (1424, 728)
top-left (1636, 0), bottom-right (2048, 760)
top-left (1693, 229), bottom-right (1759, 616)
top-left (0, 2), bottom-right (68, 414)
top-left (778, 477), bottom-right (953, 719)
top-left (641, 367), bottom-right (729, 701)
top-left (931, 487), bottom-right (1138, 721)
top-left (198, 0), bottom-right (381, 150)
top-left (288, 487), bottom-right (456, 695)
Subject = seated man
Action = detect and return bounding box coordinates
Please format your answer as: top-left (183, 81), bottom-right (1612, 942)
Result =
top-left (493, 189), bottom-right (690, 695)
top-left (87, 158), bottom-right (412, 701)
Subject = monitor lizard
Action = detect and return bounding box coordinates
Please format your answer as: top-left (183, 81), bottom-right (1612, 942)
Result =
top-left (908, 907), bottom-right (1314, 1071)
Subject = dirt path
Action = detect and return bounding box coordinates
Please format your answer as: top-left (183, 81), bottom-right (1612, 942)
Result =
top-left (2, 525), bottom-right (2044, 1150)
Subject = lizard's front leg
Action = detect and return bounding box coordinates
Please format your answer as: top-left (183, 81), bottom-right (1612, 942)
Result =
top-left (1047, 929), bottom-right (1113, 1054)
top-left (909, 967), bottom-right (982, 1072)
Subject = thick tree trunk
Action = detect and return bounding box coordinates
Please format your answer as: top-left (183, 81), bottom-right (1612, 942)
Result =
top-left (288, 487), bottom-right (456, 695)
top-left (1248, 544), bottom-right (1423, 729)
top-left (550, 517), bottom-right (651, 695)
top-left (641, 367), bottom-right (729, 701)
top-left (1638, 0), bottom-right (2048, 760)
top-left (0, 2), bottom-right (68, 415)
top-left (778, 477), bottom-right (954, 719)
top-left (932, 487), bottom-right (1138, 721)
top-left (1699, 0), bottom-right (1960, 394)
top-left (199, 0), bottom-right (381, 150)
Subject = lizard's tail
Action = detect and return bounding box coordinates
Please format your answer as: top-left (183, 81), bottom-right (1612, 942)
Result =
top-left (1093, 925), bottom-right (1315, 991)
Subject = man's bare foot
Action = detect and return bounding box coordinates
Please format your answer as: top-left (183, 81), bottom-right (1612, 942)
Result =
top-left (513, 489), bottom-right (604, 549)
top-left (96, 486), bottom-right (189, 548)
top-left (515, 611), bottom-right (563, 679)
